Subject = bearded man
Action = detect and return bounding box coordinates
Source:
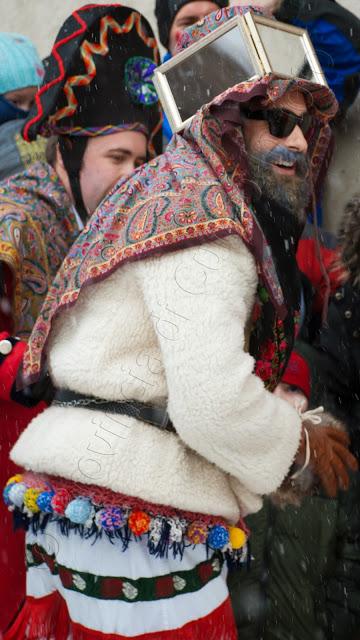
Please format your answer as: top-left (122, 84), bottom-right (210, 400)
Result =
top-left (4, 6), bottom-right (357, 640)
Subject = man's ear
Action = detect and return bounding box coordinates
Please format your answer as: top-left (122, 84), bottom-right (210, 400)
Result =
top-left (55, 143), bottom-right (64, 169)
top-left (53, 141), bottom-right (73, 202)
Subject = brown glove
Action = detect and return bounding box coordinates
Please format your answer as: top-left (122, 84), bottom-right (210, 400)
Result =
top-left (294, 423), bottom-right (358, 498)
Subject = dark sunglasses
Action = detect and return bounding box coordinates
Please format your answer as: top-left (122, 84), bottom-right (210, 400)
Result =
top-left (243, 108), bottom-right (315, 139)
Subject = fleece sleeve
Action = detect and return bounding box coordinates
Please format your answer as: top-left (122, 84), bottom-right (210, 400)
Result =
top-left (136, 234), bottom-right (302, 496)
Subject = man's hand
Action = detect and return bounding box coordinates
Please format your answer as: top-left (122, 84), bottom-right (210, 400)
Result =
top-left (295, 422), bottom-right (358, 497)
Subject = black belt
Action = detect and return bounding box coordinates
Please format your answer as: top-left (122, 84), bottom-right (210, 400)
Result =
top-left (53, 389), bottom-right (175, 433)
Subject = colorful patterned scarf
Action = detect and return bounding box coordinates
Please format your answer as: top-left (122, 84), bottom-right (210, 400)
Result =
top-left (0, 162), bottom-right (79, 340)
top-left (22, 68), bottom-right (337, 386)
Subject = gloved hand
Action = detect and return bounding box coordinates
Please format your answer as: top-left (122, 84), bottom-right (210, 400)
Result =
top-left (294, 422), bottom-right (358, 498)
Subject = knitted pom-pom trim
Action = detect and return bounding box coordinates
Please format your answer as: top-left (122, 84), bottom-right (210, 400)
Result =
top-left (4, 474), bottom-right (249, 565)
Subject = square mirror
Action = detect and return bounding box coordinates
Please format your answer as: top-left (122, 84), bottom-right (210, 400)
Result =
top-left (153, 16), bottom-right (262, 133)
top-left (245, 14), bottom-right (326, 86)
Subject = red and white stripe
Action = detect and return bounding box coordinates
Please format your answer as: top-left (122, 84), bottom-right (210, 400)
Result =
top-left (5, 521), bottom-right (237, 639)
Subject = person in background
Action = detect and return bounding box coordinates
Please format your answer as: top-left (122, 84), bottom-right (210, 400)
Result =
top-left (0, 5), bottom-right (162, 633)
top-left (275, 0), bottom-right (360, 116)
top-left (155, 0), bottom-right (229, 145)
top-left (276, 0), bottom-right (360, 226)
top-left (229, 346), bottom-right (360, 640)
top-left (0, 33), bottom-right (46, 180)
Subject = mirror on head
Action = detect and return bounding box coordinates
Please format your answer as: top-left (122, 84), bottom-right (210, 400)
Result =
top-left (153, 12), bottom-right (327, 135)
top-left (247, 15), bottom-right (325, 86)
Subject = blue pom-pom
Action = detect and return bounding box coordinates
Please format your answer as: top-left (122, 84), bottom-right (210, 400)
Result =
top-left (65, 497), bottom-right (92, 524)
top-left (8, 482), bottom-right (27, 508)
top-left (3, 483), bottom-right (16, 506)
top-left (36, 491), bottom-right (55, 513)
top-left (208, 525), bottom-right (230, 549)
top-left (125, 56), bottom-right (158, 106)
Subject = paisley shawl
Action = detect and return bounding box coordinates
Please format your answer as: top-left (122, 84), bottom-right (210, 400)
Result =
top-left (23, 8), bottom-right (338, 385)
top-left (0, 162), bottom-right (79, 340)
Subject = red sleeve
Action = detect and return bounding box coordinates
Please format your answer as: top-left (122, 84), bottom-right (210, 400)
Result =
top-left (0, 332), bottom-right (47, 420)
top-left (296, 238), bottom-right (345, 313)
top-left (0, 332), bottom-right (27, 401)
top-left (0, 263), bottom-right (14, 334)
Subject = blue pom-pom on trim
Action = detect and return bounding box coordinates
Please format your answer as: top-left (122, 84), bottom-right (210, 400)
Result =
top-left (208, 525), bottom-right (230, 550)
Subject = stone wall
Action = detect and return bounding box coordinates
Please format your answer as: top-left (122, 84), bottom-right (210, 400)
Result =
top-left (1, 0), bottom-right (359, 233)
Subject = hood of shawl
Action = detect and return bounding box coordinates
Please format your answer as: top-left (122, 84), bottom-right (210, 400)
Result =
top-left (338, 193), bottom-right (360, 286)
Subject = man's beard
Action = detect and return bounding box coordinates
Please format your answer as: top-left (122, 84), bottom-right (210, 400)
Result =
top-left (246, 146), bottom-right (311, 224)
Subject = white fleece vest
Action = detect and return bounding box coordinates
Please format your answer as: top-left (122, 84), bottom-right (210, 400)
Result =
top-left (12, 236), bottom-right (302, 521)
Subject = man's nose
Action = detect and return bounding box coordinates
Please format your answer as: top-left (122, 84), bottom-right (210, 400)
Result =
top-left (283, 124), bottom-right (308, 154)
top-left (124, 159), bottom-right (137, 175)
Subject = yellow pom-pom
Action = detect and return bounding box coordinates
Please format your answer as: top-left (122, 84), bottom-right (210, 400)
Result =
top-left (229, 526), bottom-right (247, 550)
top-left (23, 488), bottom-right (41, 513)
top-left (6, 474), bottom-right (23, 486)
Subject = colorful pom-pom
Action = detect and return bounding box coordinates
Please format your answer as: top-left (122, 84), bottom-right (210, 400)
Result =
top-left (208, 525), bottom-right (230, 550)
top-left (186, 521), bottom-right (208, 545)
top-left (128, 510), bottom-right (151, 536)
top-left (3, 483), bottom-right (16, 506)
top-left (23, 488), bottom-right (42, 513)
top-left (229, 526), bottom-right (247, 550)
top-left (6, 474), bottom-right (23, 486)
top-left (95, 507), bottom-right (126, 531)
top-left (149, 517), bottom-right (163, 544)
top-left (51, 489), bottom-right (71, 514)
top-left (168, 518), bottom-right (186, 543)
top-left (36, 491), bottom-right (55, 513)
top-left (8, 482), bottom-right (27, 508)
top-left (65, 497), bottom-right (92, 525)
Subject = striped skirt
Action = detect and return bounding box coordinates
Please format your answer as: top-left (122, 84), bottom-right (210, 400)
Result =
top-left (5, 520), bottom-right (237, 639)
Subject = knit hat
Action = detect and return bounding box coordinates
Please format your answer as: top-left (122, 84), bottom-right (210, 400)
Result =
top-left (281, 351), bottom-right (311, 400)
top-left (155, 0), bottom-right (229, 50)
top-left (0, 33), bottom-right (44, 95)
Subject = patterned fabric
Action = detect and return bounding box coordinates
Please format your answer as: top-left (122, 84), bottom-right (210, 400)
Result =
top-left (0, 162), bottom-right (79, 339)
top-left (26, 543), bottom-right (224, 601)
top-left (14, 131), bottom-right (46, 168)
top-left (23, 68), bottom-right (336, 384)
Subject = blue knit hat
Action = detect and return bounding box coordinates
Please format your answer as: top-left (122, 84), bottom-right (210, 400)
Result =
top-left (0, 33), bottom-right (44, 95)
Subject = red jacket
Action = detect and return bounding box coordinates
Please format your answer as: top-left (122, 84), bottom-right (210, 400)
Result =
top-left (0, 332), bottom-right (46, 632)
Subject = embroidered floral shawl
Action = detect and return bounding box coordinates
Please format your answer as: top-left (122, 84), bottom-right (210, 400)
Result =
top-left (22, 9), bottom-right (337, 384)
top-left (0, 162), bottom-right (79, 340)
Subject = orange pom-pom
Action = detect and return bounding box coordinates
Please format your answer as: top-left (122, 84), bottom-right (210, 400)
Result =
top-left (128, 510), bottom-right (151, 536)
